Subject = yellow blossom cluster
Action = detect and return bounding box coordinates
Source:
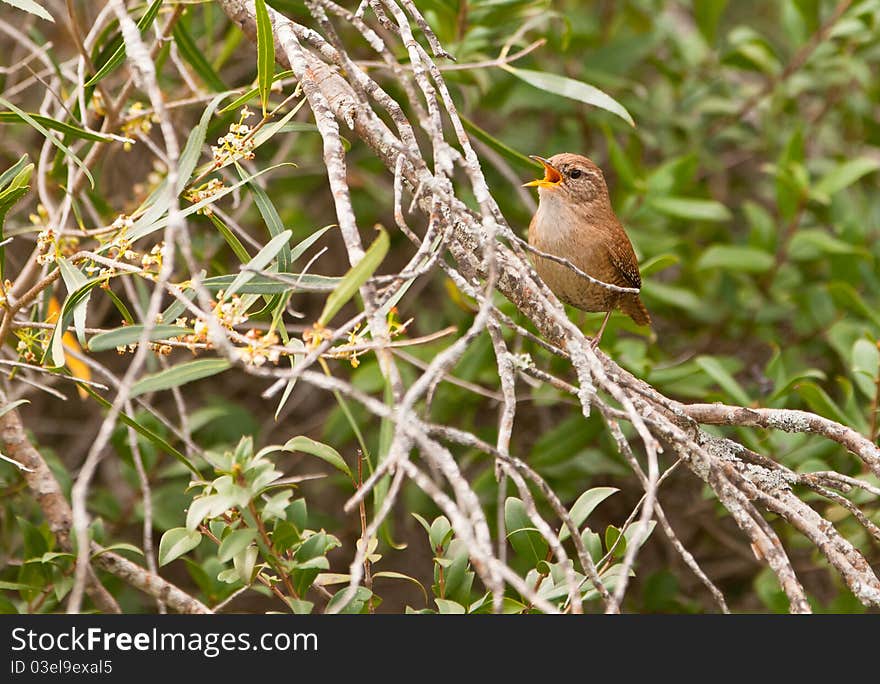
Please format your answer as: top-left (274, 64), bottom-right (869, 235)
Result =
top-left (234, 328), bottom-right (281, 367)
top-left (184, 178), bottom-right (226, 216)
top-left (211, 108), bottom-right (256, 166)
top-left (121, 102), bottom-right (159, 151)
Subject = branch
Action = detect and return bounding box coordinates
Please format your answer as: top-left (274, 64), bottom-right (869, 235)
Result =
top-left (0, 394), bottom-right (210, 613)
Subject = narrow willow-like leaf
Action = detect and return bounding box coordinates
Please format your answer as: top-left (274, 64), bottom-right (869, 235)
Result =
top-left (172, 22), bottom-right (227, 92)
top-left (219, 70), bottom-right (295, 114)
top-left (56, 257), bottom-right (91, 347)
top-left (318, 227), bottom-right (389, 326)
top-left (289, 224), bottom-right (334, 263)
top-left (128, 163), bottom-right (294, 243)
top-left (223, 229), bottom-right (291, 300)
top-left (2, 0), bottom-right (53, 22)
top-left (177, 93), bottom-right (231, 193)
top-left (84, 0), bottom-right (163, 87)
top-left (695, 355), bottom-right (751, 406)
top-left (237, 163), bottom-right (291, 270)
top-left (88, 324), bottom-right (191, 352)
top-left (0, 112), bottom-right (116, 142)
top-left (130, 358), bottom-right (232, 398)
top-left (0, 399), bottom-right (29, 419)
top-left (252, 98), bottom-right (307, 148)
top-left (202, 273), bottom-right (341, 294)
top-left (83, 385), bottom-right (200, 476)
top-left (0, 96), bottom-right (94, 188)
top-left (0, 155), bottom-right (32, 279)
top-left (0, 154), bottom-right (30, 190)
top-left (45, 277), bottom-right (103, 368)
top-left (503, 66), bottom-right (635, 127)
top-left (208, 214), bottom-right (251, 263)
top-left (273, 338), bottom-right (305, 421)
top-left (254, 0), bottom-right (275, 117)
top-left (459, 113), bottom-right (534, 167)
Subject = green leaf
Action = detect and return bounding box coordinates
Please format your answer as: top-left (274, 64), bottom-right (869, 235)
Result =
top-left (233, 546), bottom-right (258, 584)
top-left (851, 339), bottom-right (879, 398)
top-left (202, 273), bottom-right (340, 294)
top-left (281, 436), bottom-right (353, 481)
top-left (372, 571), bottom-right (428, 605)
top-left (639, 253), bottom-right (679, 277)
top-left (1, 0), bottom-right (53, 22)
top-left (503, 66), bottom-right (635, 127)
top-left (56, 257), bottom-right (90, 347)
top-left (85, 0), bottom-right (163, 87)
top-left (45, 277), bottom-right (103, 367)
top-left (0, 399), bottom-right (29, 419)
top-left (435, 598), bottom-right (466, 614)
top-left (318, 226), bottom-right (389, 325)
top-left (129, 163), bottom-right (294, 243)
top-left (208, 214), bottom-right (252, 263)
top-left (0, 155), bottom-right (32, 278)
top-left (238, 165), bottom-right (291, 270)
top-left (623, 520), bottom-right (657, 550)
top-left (223, 229), bottom-right (292, 300)
top-left (0, 112), bottom-right (117, 142)
top-left (0, 153), bottom-right (32, 190)
top-left (605, 525), bottom-right (627, 559)
top-left (459, 113), bottom-right (534, 168)
top-left (130, 358), bottom-right (233, 398)
top-left (327, 586), bottom-right (373, 614)
top-left (559, 487), bottom-right (618, 542)
top-left (254, 0), bottom-right (275, 117)
top-left (789, 229), bottom-right (866, 260)
top-left (504, 497), bottom-right (548, 567)
top-left (581, 529), bottom-right (602, 562)
top-left (177, 93), bottom-right (231, 193)
top-left (0, 96), bottom-right (94, 188)
top-left (812, 157), bottom-right (880, 199)
top-left (218, 528), bottom-right (259, 563)
top-left (172, 22), bottom-right (227, 92)
top-left (795, 381), bottom-right (852, 426)
top-left (91, 543), bottom-right (144, 559)
top-left (88, 324), bottom-right (191, 352)
top-left (158, 528), bottom-right (202, 566)
top-left (219, 70), bottom-right (295, 114)
top-left (82, 386), bottom-right (200, 477)
top-left (649, 196), bottom-right (732, 222)
top-left (694, 0), bottom-right (728, 43)
top-left (696, 245), bottom-right (775, 273)
top-left (695, 355), bottom-right (751, 406)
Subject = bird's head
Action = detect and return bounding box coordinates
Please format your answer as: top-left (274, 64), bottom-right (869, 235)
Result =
top-left (523, 153), bottom-right (607, 204)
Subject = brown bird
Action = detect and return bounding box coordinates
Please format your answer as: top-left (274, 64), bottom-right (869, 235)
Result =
top-left (524, 153), bottom-right (650, 347)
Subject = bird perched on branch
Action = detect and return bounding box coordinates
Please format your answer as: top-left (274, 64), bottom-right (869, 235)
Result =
top-left (524, 153), bottom-right (650, 347)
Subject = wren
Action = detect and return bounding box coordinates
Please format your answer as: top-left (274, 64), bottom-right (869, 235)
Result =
top-left (524, 153), bottom-right (650, 347)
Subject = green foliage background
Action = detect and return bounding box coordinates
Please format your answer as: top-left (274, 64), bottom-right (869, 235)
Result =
top-left (1, 0), bottom-right (879, 613)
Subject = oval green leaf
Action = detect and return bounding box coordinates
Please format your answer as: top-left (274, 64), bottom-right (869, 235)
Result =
top-left (158, 527), bottom-right (202, 566)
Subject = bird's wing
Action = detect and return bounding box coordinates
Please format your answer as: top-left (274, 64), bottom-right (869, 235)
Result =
top-left (605, 234), bottom-right (642, 290)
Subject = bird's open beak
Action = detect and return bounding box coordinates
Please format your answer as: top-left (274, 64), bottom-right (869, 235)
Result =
top-left (523, 155), bottom-right (563, 188)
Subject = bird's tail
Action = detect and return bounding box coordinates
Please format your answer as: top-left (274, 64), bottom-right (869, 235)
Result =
top-left (622, 295), bottom-right (651, 327)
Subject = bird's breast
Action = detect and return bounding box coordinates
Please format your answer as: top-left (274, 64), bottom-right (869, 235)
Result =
top-left (528, 197), bottom-right (618, 313)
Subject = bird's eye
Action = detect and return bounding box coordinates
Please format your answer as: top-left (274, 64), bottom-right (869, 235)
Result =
top-left (569, 169), bottom-right (582, 179)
